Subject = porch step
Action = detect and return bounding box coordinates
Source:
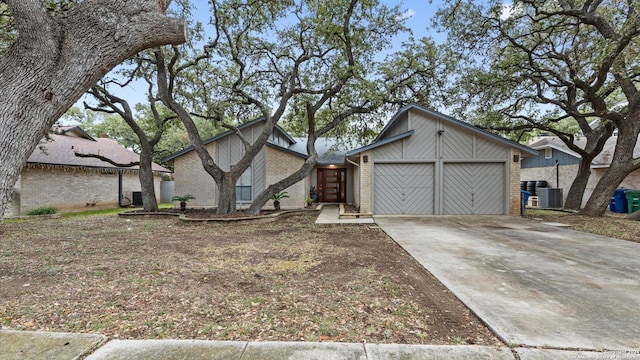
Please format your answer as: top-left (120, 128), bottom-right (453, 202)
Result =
top-left (339, 203), bottom-right (373, 219)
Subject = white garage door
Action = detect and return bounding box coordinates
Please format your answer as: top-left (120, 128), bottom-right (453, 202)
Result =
top-left (442, 163), bottom-right (505, 215)
top-left (374, 164), bottom-right (434, 215)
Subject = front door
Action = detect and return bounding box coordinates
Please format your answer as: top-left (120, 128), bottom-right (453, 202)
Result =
top-left (317, 168), bottom-right (346, 202)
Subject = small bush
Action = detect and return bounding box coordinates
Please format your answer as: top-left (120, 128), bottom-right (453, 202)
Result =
top-left (26, 207), bottom-right (58, 216)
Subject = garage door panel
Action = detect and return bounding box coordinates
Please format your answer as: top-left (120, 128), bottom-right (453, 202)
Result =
top-left (374, 164), bottom-right (434, 215)
top-left (443, 163), bottom-right (505, 215)
top-left (443, 164), bottom-right (473, 215)
top-left (473, 164), bottom-right (505, 214)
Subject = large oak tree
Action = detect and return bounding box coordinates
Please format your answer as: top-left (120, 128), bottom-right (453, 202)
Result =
top-left (154, 0), bottom-right (439, 214)
top-left (0, 0), bottom-right (185, 221)
top-left (436, 1), bottom-right (640, 216)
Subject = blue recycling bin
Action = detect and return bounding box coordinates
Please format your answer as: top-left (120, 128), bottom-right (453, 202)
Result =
top-left (609, 188), bottom-right (628, 213)
top-left (520, 190), bottom-right (531, 216)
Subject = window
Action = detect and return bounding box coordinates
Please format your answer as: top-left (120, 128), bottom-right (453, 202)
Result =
top-left (271, 131), bottom-right (281, 145)
top-left (545, 148), bottom-right (552, 159)
top-left (236, 166), bottom-right (252, 201)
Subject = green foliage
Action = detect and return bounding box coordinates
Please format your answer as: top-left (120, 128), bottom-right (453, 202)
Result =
top-left (434, 0), bottom-right (639, 141)
top-left (271, 191), bottom-right (289, 202)
top-left (172, 194), bottom-right (196, 203)
top-left (26, 207), bottom-right (58, 216)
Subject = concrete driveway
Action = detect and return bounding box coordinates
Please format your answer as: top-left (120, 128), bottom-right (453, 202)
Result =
top-left (375, 215), bottom-right (640, 351)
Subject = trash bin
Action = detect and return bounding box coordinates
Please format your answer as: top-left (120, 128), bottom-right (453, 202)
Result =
top-left (609, 188), bottom-right (628, 213)
top-left (520, 190), bottom-right (531, 216)
top-left (625, 190), bottom-right (640, 214)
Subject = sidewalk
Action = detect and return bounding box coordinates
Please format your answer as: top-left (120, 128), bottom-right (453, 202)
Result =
top-left (3, 330), bottom-right (637, 359)
top-left (0, 329), bottom-right (515, 359)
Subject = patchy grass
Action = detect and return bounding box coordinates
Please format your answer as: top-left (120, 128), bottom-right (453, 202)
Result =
top-left (525, 209), bottom-right (640, 243)
top-left (0, 213), bottom-right (500, 345)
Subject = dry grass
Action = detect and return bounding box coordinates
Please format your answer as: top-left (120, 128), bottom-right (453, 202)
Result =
top-left (0, 213), bottom-right (500, 345)
top-left (525, 209), bottom-right (640, 243)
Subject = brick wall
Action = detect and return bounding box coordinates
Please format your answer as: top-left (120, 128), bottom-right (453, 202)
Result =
top-left (15, 166), bottom-right (161, 214)
top-left (521, 164), bottom-right (640, 208)
top-left (173, 144), bottom-right (217, 208)
top-left (265, 146), bottom-right (306, 209)
top-left (359, 151), bottom-right (372, 213)
top-left (522, 164), bottom-right (580, 205)
top-left (509, 149), bottom-right (523, 215)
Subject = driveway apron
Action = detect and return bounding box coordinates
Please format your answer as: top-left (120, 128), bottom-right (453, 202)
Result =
top-left (375, 215), bottom-right (640, 351)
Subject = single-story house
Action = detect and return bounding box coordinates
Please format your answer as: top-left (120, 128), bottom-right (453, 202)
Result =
top-left (521, 134), bottom-right (640, 207)
top-left (5, 126), bottom-right (170, 217)
top-left (165, 104), bottom-right (537, 216)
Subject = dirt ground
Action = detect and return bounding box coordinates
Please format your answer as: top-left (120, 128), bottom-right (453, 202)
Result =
top-left (0, 212), bottom-right (501, 345)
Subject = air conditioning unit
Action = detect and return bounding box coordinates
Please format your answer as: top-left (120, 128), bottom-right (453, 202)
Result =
top-left (538, 188), bottom-right (563, 209)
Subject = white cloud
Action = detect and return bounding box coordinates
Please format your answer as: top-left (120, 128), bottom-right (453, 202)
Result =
top-left (398, 9), bottom-right (415, 21)
top-left (499, 3), bottom-right (516, 20)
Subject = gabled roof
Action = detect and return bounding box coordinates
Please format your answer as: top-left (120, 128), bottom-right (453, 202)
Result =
top-left (162, 117), bottom-right (295, 162)
top-left (372, 104), bottom-right (538, 155)
top-left (352, 104), bottom-right (537, 156)
top-left (528, 134), bottom-right (640, 168)
top-left (346, 130), bottom-right (414, 156)
top-left (527, 137), bottom-right (582, 159)
top-left (28, 129), bottom-right (170, 173)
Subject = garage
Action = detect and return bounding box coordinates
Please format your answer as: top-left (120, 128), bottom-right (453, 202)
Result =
top-left (374, 163), bottom-right (434, 215)
top-left (442, 163), bottom-right (505, 215)
top-left (347, 104), bottom-right (537, 216)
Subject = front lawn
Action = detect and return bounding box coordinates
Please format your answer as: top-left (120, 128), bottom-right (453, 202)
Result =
top-left (0, 213), bottom-right (500, 345)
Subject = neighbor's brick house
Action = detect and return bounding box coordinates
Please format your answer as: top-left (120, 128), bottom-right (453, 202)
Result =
top-left (5, 126), bottom-right (169, 216)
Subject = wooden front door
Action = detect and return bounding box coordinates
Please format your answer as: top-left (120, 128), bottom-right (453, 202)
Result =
top-left (318, 168), bottom-right (346, 202)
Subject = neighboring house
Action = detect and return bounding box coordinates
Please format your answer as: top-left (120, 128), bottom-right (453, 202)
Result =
top-left (5, 126), bottom-right (170, 216)
top-left (165, 104), bottom-right (537, 216)
top-left (521, 134), bottom-right (640, 207)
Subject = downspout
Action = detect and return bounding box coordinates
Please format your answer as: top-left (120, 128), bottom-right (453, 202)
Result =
top-left (555, 160), bottom-right (560, 189)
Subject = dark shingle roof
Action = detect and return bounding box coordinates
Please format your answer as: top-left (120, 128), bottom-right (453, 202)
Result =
top-left (28, 130), bottom-right (170, 172)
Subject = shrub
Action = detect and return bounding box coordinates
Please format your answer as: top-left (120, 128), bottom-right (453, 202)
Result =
top-left (26, 207), bottom-right (58, 216)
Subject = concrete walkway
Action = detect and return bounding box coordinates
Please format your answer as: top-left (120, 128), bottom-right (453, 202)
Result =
top-left (375, 215), bottom-right (640, 353)
top-left (315, 204), bottom-right (375, 224)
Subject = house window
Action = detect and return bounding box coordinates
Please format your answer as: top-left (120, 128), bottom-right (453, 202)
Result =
top-left (236, 166), bottom-right (252, 201)
top-left (271, 131), bottom-right (281, 145)
top-left (545, 148), bottom-right (552, 159)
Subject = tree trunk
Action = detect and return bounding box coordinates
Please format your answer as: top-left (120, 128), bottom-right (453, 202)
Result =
top-left (564, 159), bottom-right (593, 210)
top-left (217, 175), bottom-right (238, 215)
top-left (138, 149), bottom-right (159, 212)
top-left (0, 0), bottom-right (184, 221)
top-left (581, 118), bottom-right (640, 217)
top-left (247, 154), bottom-right (318, 215)
top-left (580, 164), bottom-right (630, 217)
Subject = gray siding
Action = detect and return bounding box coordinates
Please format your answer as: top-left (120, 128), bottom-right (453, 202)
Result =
top-left (405, 111), bottom-right (437, 159)
top-left (380, 113), bottom-right (409, 140)
top-left (370, 108), bottom-right (510, 215)
top-left (253, 148), bottom-right (266, 194)
top-left (521, 148), bottom-right (581, 168)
